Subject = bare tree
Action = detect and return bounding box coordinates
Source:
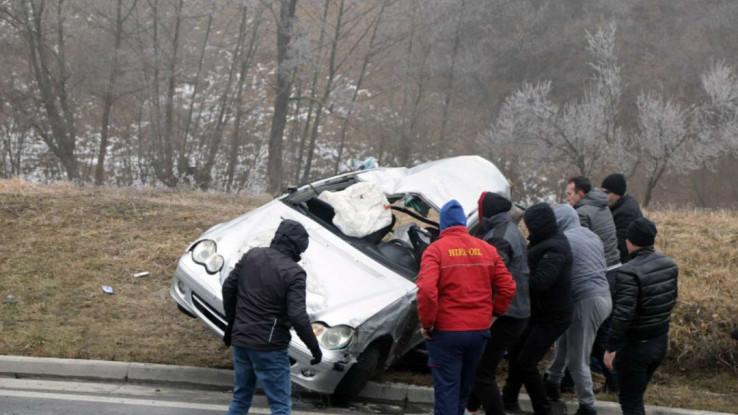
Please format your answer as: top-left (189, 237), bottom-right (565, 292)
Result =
top-left (94, 0), bottom-right (138, 185)
top-left (266, 0), bottom-right (298, 193)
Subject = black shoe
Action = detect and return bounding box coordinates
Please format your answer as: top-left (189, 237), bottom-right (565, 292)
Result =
top-left (504, 401), bottom-right (524, 413)
top-left (574, 405), bottom-right (597, 415)
top-left (545, 380), bottom-right (561, 402)
top-left (550, 401), bottom-right (568, 415)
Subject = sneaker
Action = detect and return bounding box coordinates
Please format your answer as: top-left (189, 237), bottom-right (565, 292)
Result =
top-left (504, 401), bottom-right (523, 412)
top-left (545, 380), bottom-right (561, 402)
top-left (550, 401), bottom-right (568, 415)
top-left (574, 405), bottom-right (597, 415)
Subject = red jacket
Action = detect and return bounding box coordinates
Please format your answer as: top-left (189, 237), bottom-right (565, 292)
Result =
top-left (416, 226), bottom-right (516, 331)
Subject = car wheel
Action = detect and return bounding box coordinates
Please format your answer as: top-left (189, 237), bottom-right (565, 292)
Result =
top-left (333, 344), bottom-right (382, 401)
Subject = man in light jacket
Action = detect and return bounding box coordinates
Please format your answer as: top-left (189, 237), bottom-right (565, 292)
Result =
top-left (545, 205), bottom-right (612, 415)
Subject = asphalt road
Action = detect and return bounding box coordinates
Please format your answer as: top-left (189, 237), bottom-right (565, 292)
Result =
top-left (0, 377), bottom-right (430, 415)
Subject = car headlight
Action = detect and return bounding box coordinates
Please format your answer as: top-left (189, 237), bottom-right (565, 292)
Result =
top-left (311, 323), bottom-right (354, 350)
top-left (191, 240), bottom-right (224, 274)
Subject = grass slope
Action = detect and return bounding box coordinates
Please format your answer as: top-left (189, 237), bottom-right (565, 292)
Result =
top-left (1, 179), bottom-right (736, 411)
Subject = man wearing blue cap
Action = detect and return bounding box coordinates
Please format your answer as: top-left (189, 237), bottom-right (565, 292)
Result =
top-left (417, 200), bottom-right (516, 415)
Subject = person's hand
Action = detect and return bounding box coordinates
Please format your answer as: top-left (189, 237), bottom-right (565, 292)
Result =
top-left (604, 351), bottom-right (617, 371)
top-left (420, 327), bottom-right (433, 340)
top-left (310, 350), bottom-right (323, 365)
top-left (222, 324), bottom-right (233, 347)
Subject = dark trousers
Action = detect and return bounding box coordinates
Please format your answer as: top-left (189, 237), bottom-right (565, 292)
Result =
top-left (503, 320), bottom-right (570, 415)
top-left (615, 334), bottom-right (668, 415)
top-left (467, 316), bottom-right (528, 415)
top-left (427, 330), bottom-right (489, 415)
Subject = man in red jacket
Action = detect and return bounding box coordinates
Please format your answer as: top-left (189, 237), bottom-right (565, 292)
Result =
top-left (417, 199), bottom-right (516, 415)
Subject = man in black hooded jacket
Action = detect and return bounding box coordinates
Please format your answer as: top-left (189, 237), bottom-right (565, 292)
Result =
top-left (503, 203), bottom-right (573, 415)
top-left (222, 219), bottom-right (322, 415)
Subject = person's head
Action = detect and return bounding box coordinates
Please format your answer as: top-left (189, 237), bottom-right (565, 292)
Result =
top-left (477, 191), bottom-right (513, 219)
top-left (270, 219), bottom-right (310, 261)
top-left (523, 202), bottom-right (559, 244)
top-left (625, 217), bottom-right (657, 254)
top-left (601, 173), bottom-right (627, 206)
top-left (566, 176), bottom-right (591, 206)
top-left (553, 203), bottom-right (580, 232)
top-left (440, 199), bottom-right (467, 231)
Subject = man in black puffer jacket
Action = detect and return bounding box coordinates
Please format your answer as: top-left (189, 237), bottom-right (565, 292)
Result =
top-left (601, 173), bottom-right (643, 264)
top-left (503, 203), bottom-right (572, 415)
top-left (604, 218), bottom-right (678, 415)
top-left (222, 219), bottom-right (322, 415)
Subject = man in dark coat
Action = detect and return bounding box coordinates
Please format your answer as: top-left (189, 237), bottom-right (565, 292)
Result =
top-left (222, 219), bottom-right (322, 415)
top-left (601, 173), bottom-right (643, 264)
top-left (503, 203), bottom-right (573, 415)
top-left (467, 192), bottom-right (530, 415)
top-left (604, 218), bottom-right (678, 415)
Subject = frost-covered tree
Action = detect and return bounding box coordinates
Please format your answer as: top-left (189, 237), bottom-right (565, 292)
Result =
top-left (488, 23), bottom-right (622, 184)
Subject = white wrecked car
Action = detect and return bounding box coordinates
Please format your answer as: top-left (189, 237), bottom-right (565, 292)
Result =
top-left (170, 155), bottom-right (509, 398)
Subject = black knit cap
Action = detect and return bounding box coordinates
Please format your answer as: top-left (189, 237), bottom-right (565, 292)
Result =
top-left (601, 173), bottom-right (626, 196)
top-left (478, 192), bottom-right (513, 218)
top-left (627, 217), bottom-right (657, 247)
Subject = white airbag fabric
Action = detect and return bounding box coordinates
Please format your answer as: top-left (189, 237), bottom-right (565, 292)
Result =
top-left (318, 182), bottom-right (392, 238)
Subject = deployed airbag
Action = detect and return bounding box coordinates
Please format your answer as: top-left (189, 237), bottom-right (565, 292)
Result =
top-left (318, 182), bottom-right (392, 238)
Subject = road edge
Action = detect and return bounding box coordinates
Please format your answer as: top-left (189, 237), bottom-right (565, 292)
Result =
top-left (0, 355), bottom-right (733, 415)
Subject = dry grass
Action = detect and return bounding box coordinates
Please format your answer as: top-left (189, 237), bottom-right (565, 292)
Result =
top-left (0, 179), bottom-right (736, 412)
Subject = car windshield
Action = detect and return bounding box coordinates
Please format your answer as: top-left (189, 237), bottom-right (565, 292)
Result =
top-left (282, 175), bottom-right (438, 280)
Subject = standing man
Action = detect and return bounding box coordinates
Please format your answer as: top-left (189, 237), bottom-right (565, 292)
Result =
top-left (503, 203), bottom-right (573, 415)
top-left (222, 219), bottom-right (322, 415)
top-left (545, 205), bottom-right (612, 415)
top-left (604, 218), bottom-right (678, 415)
top-left (601, 173), bottom-right (643, 264)
top-left (566, 176), bottom-right (621, 391)
top-left (467, 192), bottom-right (530, 415)
top-left (417, 199), bottom-right (516, 415)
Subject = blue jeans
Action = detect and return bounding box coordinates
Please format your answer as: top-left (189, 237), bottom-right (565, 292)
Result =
top-left (426, 330), bottom-right (489, 415)
top-left (227, 346), bottom-right (291, 415)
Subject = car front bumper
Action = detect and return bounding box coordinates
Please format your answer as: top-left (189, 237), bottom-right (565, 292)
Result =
top-left (170, 256), bottom-right (354, 395)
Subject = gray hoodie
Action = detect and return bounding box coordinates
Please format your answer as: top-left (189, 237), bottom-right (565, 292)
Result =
top-left (554, 204), bottom-right (611, 302)
top-left (478, 212), bottom-right (530, 319)
top-left (574, 189), bottom-right (621, 267)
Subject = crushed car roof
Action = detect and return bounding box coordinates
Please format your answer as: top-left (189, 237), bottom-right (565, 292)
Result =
top-left (357, 155), bottom-right (510, 215)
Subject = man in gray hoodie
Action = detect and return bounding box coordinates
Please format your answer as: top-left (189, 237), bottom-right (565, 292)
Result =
top-left (566, 176), bottom-right (621, 392)
top-left (545, 205), bottom-right (612, 415)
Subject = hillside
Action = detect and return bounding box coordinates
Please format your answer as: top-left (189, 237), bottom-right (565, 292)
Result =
top-left (0, 179), bottom-right (736, 411)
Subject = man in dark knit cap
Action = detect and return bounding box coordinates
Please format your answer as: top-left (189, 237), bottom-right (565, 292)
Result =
top-left (604, 218), bottom-right (678, 415)
top-left (601, 173), bottom-right (643, 264)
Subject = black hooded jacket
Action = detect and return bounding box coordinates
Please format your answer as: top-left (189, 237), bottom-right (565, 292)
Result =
top-left (222, 220), bottom-right (321, 357)
top-left (609, 194), bottom-right (643, 264)
top-left (524, 203), bottom-right (574, 324)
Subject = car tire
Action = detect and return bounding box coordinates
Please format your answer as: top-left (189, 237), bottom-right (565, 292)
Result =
top-left (333, 344), bottom-right (382, 402)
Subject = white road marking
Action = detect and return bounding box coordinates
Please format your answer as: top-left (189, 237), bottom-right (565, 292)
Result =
top-left (0, 389), bottom-right (326, 414)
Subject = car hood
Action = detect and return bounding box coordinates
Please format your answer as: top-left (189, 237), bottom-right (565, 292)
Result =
top-left (357, 155), bottom-right (510, 215)
top-left (198, 200), bottom-right (415, 328)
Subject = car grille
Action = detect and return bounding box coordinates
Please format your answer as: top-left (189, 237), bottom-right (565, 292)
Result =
top-left (192, 293), bottom-right (227, 331)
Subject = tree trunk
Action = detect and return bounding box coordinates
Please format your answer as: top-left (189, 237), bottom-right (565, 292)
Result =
top-left (198, 5), bottom-right (249, 190)
top-left (226, 7), bottom-right (263, 193)
top-left (334, 0), bottom-right (386, 174)
top-left (178, 8), bottom-right (213, 178)
top-left (95, 0), bottom-right (131, 185)
top-left (437, 0), bottom-right (464, 157)
top-left (160, 0), bottom-right (182, 187)
top-left (267, 0), bottom-right (298, 194)
top-left (301, 0), bottom-right (345, 183)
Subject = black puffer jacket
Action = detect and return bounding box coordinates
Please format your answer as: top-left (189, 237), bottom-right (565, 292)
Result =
top-left (524, 203), bottom-right (574, 325)
top-left (606, 247), bottom-right (678, 352)
top-left (222, 220), bottom-right (321, 358)
top-left (609, 195), bottom-right (643, 264)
